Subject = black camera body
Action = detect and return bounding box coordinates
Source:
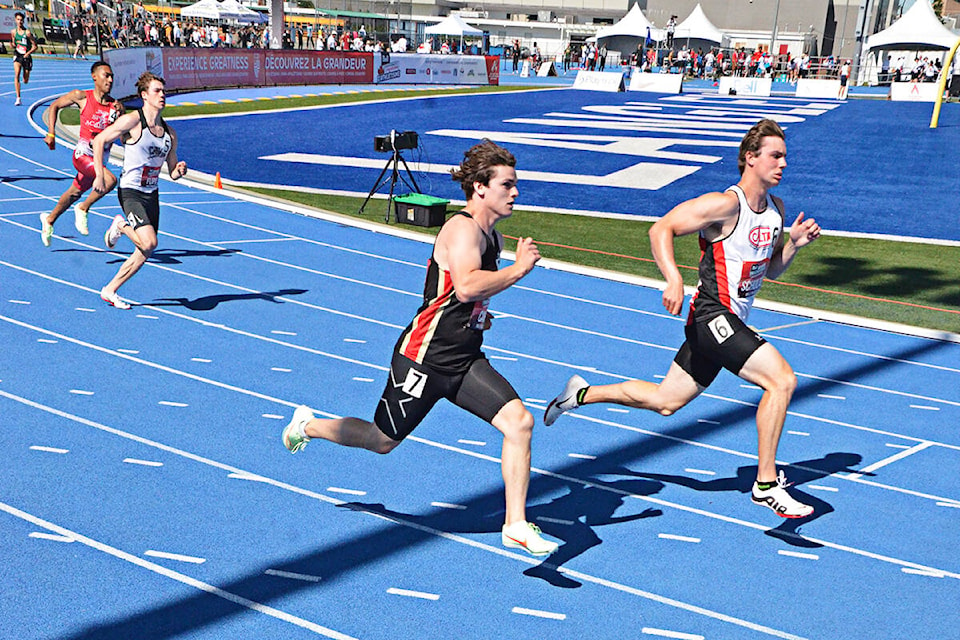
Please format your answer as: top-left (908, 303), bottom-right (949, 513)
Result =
top-left (375, 130), bottom-right (418, 152)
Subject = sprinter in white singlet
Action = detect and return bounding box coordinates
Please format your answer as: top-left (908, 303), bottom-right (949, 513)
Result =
top-left (545, 119), bottom-right (823, 519)
top-left (92, 72), bottom-right (187, 310)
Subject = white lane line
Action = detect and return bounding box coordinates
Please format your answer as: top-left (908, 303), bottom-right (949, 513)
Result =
top-left (136, 314), bottom-right (159, 320)
top-left (910, 405), bottom-right (940, 411)
top-left (326, 487), bottom-right (366, 496)
top-left (265, 569), bottom-right (323, 582)
top-left (144, 550), bottom-right (206, 564)
top-left (75, 307), bottom-right (96, 313)
top-left (158, 401), bottom-right (189, 407)
top-left (30, 445), bottom-right (69, 454)
top-left (936, 502), bottom-right (960, 509)
top-left (901, 568), bottom-right (945, 578)
top-left (212, 238), bottom-right (301, 245)
top-left (808, 485), bottom-right (839, 492)
top-left (343, 338), bottom-right (366, 343)
top-left (512, 607), bottom-right (566, 620)
top-left (568, 453), bottom-right (597, 460)
top-left (525, 398), bottom-right (548, 404)
top-left (740, 384), bottom-right (762, 390)
top-left (698, 419), bottom-right (720, 424)
top-left (431, 502), bottom-right (467, 510)
top-left (29, 531), bottom-right (75, 542)
top-left (490, 355), bottom-right (518, 361)
top-left (787, 430), bottom-right (810, 436)
top-left (191, 357), bottom-right (212, 363)
top-left (124, 458), bottom-right (163, 467)
top-left (37, 338), bottom-right (58, 343)
top-left (817, 394), bottom-right (846, 400)
top-left (69, 389), bottom-right (94, 396)
top-left (117, 348), bottom-right (140, 354)
top-left (271, 367), bottom-right (292, 372)
top-left (457, 439), bottom-right (486, 446)
top-left (537, 516), bottom-right (576, 525)
top-left (352, 377), bottom-right (375, 382)
top-left (262, 413), bottom-right (285, 419)
top-left (607, 407), bottom-right (630, 413)
top-left (272, 330), bottom-right (297, 336)
top-left (684, 468), bottom-right (716, 476)
top-left (642, 627), bottom-right (705, 640)
top-left (658, 534), bottom-right (701, 543)
top-left (228, 473), bottom-right (269, 482)
top-left (778, 550), bottom-right (819, 560)
top-left (387, 588), bottom-right (440, 601)
top-left (885, 443), bottom-right (911, 449)
top-left (8, 299), bottom-right (30, 305)
top-left (848, 441), bottom-right (935, 479)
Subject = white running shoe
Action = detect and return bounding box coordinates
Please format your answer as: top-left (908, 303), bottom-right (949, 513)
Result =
top-left (543, 374), bottom-right (588, 426)
top-left (39, 213), bottom-right (53, 247)
top-left (282, 405), bottom-right (314, 453)
top-left (15, 97), bottom-right (22, 106)
top-left (104, 214), bottom-right (126, 249)
top-left (502, 521), bottom-right (559, 557)
top-left (74, 205), bottom-right (89, 235)
top-left (751, 470), bottom-right (814, 518)
top-left (100, 288), bottom-right (131, 310)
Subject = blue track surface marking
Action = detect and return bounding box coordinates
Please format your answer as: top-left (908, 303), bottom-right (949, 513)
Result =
top-left (1, 57), bottom-right (958, 640)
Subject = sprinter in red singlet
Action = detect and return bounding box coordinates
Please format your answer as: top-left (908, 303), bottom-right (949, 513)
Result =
top-left (282, 140), bottom-right (561, 558)
top-left (40, 61), bottom-right (122, 247)
top-left (544, 119), bottom-right (822, 519)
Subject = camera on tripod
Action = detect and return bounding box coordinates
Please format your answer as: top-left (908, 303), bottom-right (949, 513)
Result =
top-left (374, 130), bottom-right (418, 153)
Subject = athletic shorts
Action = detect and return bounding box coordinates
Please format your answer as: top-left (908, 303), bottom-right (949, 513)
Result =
top-left (673, 311), bottom-right (767, 388)
top-left (374, 352), bottom-right (520, 442)
top-left (72, 152), bottom-right (96, 192)
top-left (14, 54), bottom-right (32, 71)
top-left (118, 187), bottom-right (160, 230)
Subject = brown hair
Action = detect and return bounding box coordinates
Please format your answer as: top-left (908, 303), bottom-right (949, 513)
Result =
top-left (738, 118), bottom-right (784, 175)
top-left (450, 140), bottom-right (516, 199)
top-left (136, 72), bottom-right (165, 98)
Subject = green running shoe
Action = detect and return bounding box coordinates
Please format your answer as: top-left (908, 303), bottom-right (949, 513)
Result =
top-left (282, 405), bottom-right (314, 453)
top-left (40, 213), bottom-right (53, 247)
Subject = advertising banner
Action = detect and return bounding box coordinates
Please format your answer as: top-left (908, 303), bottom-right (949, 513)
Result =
top-left (263, 50), bottom-right (373, 85)
top-left (1, 9), bottom-right (23, 41)
top-left (163, 48), bottom-right (264, 91)
top-left (795, 78), bottom-right (841, 99)
top-left (628, 72), bottom-right (683, 94)
top-left (104, 47), bottom-right (164, 99)
top-left (374, 53), bottom-right (497, 85)
top-left (717, 76), bottom-right (772, 97)
top-left (889, 81), bottom-right (941, 102)
top-left (573, 70), bottom-right (625, 92)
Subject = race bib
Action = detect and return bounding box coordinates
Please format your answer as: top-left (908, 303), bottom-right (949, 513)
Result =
top-left (140, 165), bottom-right (161, 187)
top-left (737, 259), bottom-right (769, 298)
top-left (466, 299), bottom-right (490, 330)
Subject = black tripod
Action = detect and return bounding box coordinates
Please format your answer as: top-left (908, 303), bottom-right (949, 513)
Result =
top-left (358, 146), bottom-right (421, 223)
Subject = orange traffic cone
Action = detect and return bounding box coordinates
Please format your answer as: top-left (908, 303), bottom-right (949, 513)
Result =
top-left (214, 172), bottom-right (223, 189)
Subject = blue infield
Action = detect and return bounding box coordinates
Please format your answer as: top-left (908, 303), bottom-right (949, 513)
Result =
top-left (1, 57), bottom-right (959, 640)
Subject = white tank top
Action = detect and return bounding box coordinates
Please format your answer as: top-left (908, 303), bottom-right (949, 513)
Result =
top-left (119, 109), bottom-right (172, 193)
top-left (689, 185), bottom-right (784, 322)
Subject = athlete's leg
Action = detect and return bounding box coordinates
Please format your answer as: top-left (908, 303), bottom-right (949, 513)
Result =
top-left (582, 362), bottom-right (703, 416)
top-left (303, 416), bottom-right (399, 454)
top-left (103, 224), bottom-right (158, 294)
top-left (13, 61), bottom-right (22, 100)
top-left (46, 183), bottom-right (84, 225)
top-left (77, 167), bottom-right (117, 210)
top-left (489, 399), bottom-right (534, 526)
top-left (735, 342), bottom-right (797, 483)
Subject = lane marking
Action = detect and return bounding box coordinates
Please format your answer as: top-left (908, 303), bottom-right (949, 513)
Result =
top-left (808, 485), bottom-right (839, 492)
top-left (817, 394), bottom-right (846, 400)
top-left (512, 607), bottom-right (566, 620)
top-left (144, 550), bottom-right (206, 564)
top-left (607, 407), bottom-right (630, 413)
top-left (136, 314), bottom-right (159, 320)
top-left (457, 439), bottom-right (486, 446)
top-left (265, 569), bottom-right (323, 582)
top-left (124, 458), bottom-right (163, 467)
top-left (387, 588), bottom-right (439, 601)
top-left (75, 307), bottom-right (96, 313)
top-left (117, 349), bottom-right (140, 354)
top-left (326, 487), bottom-right (367, 496)
top-left (849, 441), bottom-right (935, 479)
top-left (431, 502), bottom-right (467, 510)
top-left (778, 550), bottom-right (819, 560)
top-left (901, 568), bottom-right (944, 578)
top-left (352, 377), bottom-right (375, 382)
top-left (29, 532), bottom-right (74, 542)
top-left (192, 357), bottom-right (212, 363)
top-left (740, 384), bottom-right (762, 391)
top-left (568, 453), bottom-right (597, 460)
top-left (525, 398), bottom-right (548, 404)
top-left (159, 401), bottom-right (189, 407)
top-left (69, 389), bottom-right (94, 396)
top-left (271, 367), bottom-right (292, 372)
top-left (37, 338), bottom-right (58, 343)
top-left (936, 501), bottom-right (960, 509)
top-left (8, 299), bottom-right (30, 305)
top-left (208, 237), bottom-right (299, 245)
top-left (489, 355), bottom-right (518, 361)
top-left (272, 330), bottom-right (297, 336)
top-left (642, 627), bottom-right (705, 640)
top-left (343, 338), bottom-right (366, 343)
top-left (685, 469), bottom-right (716, 476)
top-left (537, 516), bottom-right (576, 525)
top-left (658, 534), bottom-right (701, 543)
top-left (885, 443), bottom-right (910, 449)
top-left (910, 405), bottom-right (940, 411)
top-left (697, 419), bottom-right (720, 424)
top-left (30, 445), bottom-right (69, 454)
top-left (263, 413), bottom-right (285, 419)
top-left (787, 431), bottom-right (810, 436)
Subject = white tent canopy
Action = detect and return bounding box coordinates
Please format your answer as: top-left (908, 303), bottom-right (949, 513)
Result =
top-left (181, 0), bottom-right (242, 20)
top-left (673, 4), bottom-right (725, 45)
top-left (596, 4), bottom-right (665, 42)
top-left (424, 14), bottom-right (483, 37)
top-left (218, 0), bottom-right (266, 23)
top-left (865, 0), bottom-right (958, 50)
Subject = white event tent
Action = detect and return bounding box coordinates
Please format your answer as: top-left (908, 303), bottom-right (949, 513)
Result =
top-left (862, 0), bottom-right (959, 83)
top-left (181, 0), bottom-right (243, 21)
top-left (424, 14), bottom-right (483, 51)
top-left (673, 4), bottom-right (725, 49)
top-left (218, 0), bottom-right (266, 23)
top-left (595, 4), bottom-right (665, 57)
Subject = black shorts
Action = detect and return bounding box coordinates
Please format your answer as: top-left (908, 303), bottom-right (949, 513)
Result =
top-left (673, 311), bottom-right (767, 388)
top-left (118, 187), bottom-right (160, 230)
top-left (14, 54), bottom-right (32, 71)
top-left (374, 352), bottom-right (520, 441)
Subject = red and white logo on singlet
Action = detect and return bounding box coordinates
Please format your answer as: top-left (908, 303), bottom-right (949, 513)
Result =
top-left (748, 225), bottom-right (775, 249)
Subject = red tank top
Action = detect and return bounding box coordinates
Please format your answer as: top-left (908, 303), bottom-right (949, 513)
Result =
top-left (76, 90), bottom-right (117, 156)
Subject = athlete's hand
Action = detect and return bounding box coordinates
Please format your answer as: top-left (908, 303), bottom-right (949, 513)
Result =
top-left (514, 237), bottom-right (541, 275)
top-left (662, 279), bottom-right (685, 316)
top-left (790, 212), bottom-right (820, 248)
top-left (45, 133), bottom-right (56, 150)
top-left (93, 176), bottom-right (107, 194)
top-left (171, 161), bottom-right (187, 179)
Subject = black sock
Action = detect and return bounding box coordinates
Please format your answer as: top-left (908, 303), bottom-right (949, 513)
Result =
top-left (576, 387), bottom-right (589, 405)
top-left (756, 480), bottom-right (777, 491)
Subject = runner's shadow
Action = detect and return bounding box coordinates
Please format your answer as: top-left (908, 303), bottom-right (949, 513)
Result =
top-left (148, 288), bottom-right (308, 311)
top-left (104, 248), bottom-right (241, 264)
top-left (0, 175), bottom-right (72, 183)
top-left (339, 477), bottom-right (663, 589)
top-left (615, 453), bottom-right (866, 548)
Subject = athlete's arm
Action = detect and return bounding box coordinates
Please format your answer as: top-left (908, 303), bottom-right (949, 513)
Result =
top-left (766, 204), bottom-right (820, 280)
top-left (649, 191), bottom-right (739, 316)
top-left (92, 111), bottom-right (139, 193)
top-left (165, 127), bottom-right (187, 180)
top-left (441, 217), bottom-right (539, 303)
top-left (44, 89), bottom-right (86, 149)
top-left (26, 30), bottom-right (37, 55)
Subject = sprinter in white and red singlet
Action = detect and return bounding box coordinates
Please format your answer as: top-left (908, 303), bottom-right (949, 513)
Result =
top-left (545, 119), bottom-right (823, 520)
top-left (40, 61), bottom-right (123, 247)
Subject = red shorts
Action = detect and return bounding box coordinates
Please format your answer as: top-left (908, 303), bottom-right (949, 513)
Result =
top-left (72, 152), bottom-right (97, 192)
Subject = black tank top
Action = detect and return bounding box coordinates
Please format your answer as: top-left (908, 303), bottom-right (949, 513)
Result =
top-left (395, 212), bottom-right (500, 374)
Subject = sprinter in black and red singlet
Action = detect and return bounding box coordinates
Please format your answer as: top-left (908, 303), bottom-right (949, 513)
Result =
top-left (282, 140), bottom-right (560, 558)
top-left (544, 119), bottom-right (823, 520)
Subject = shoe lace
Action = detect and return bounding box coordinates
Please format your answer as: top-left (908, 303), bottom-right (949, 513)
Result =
top-left (776, 470), bottom-right (792, 489)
